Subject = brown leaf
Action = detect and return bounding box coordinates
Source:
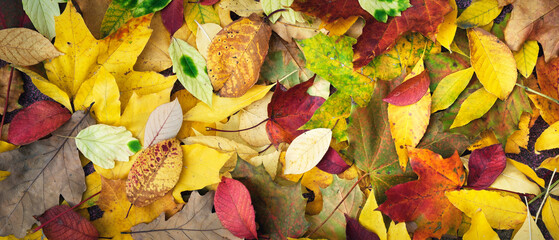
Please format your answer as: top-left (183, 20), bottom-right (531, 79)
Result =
top-left (0, 65), bottom-right (23, 113)
top-left (126, 138), bottom-right (183, 207)
top-left (0, 28), bottom-right (63, 66)
top-left (0, 110), bottom-right (94, 238)
top-left (134, 12), bottom-right (173, 72)
top-left (35, 205), bottom-right (99, 240)
top-left (207, 13), bottom-right (272, 97)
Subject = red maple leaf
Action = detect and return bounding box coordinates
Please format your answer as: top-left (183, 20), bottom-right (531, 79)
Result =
top-left (377, 148), bottom-right (465, 240)
top-left (292, 0), bottom-right (452, 68)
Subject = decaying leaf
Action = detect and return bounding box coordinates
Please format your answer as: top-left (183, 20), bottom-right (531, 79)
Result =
top-left (126, 139), bottom-right (183, 207)
top-left (207, 13), bottom-right (272, 97)
top-left (0, 28), bottom-right (62, 66)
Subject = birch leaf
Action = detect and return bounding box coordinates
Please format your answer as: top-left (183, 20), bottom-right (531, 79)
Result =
top-left (144, 99), bottom-right (183, 147)
top-left (284, 128), bottom-right (332, 175)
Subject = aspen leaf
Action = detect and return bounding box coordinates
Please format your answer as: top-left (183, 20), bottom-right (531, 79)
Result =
top-left (535, 120), bottom-right (559, 151)
top-left (215, 177), bottom-right (258, 239)
top-left (0, 28), bottom-right (62, 66)
top-left (8, 100), bottom-right (71, 145)
top-left (284, 128), bottom-right (332, 175)
top-left (468, 27), bottom-right (516, 99)
top-left (358, 0), bottom-right (411, 23)
top-left (456, 0), bottom-right (501, 29)
top-left (513, 40), bottom-right (539, 78)
top-left (451, 88), bottom-right (497, 129)
top-left (207, 13), bottom-right (272, 97)
top-left (431, 67), bottom-right (475, 113)
top-left (144, 99), bottom-right (183, 147)
top-left (445, 189), bottom-right (526, 229)
top-left (463, 210), bottom-right (499, 240)
top-left (75, 124), bottom-right (141, 169)
top-left (126, 139), bottom-right (183, 207)
top-left (543, 197), bottom-right (559, 240)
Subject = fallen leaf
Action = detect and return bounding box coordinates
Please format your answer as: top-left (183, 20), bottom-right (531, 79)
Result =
top-left (219, 0), bottom-right (263, 17)
top-left (378, 149), bottom-right (465, 240)
top-left (513, 40), bottom-right (538, 78)
top-left (208, 13), bottom-right (271, 97)
top-left (0, 171), bottom-right (9, 182)
top-left (445, 189), bottom-right (526, 229)
top-left (489, 159), bottom-right (541, 195)
top-left (269, 18), bottom-right (321, 43)
top-left (0, 28), bottom-right (62, 66)
top-left (0, 65), bottom-right (23, 113)
top-left (383, 71), bottom-right (430, 106)
top-left (387, 221), bottom-right (410, 240)
top-left (359, 191), bottom-right (387, 240)
top-left (456, 0), bottom-right (501, 28)
top-left (215, 177), bottom-right (258, 239)
top-left (73, 66), bottom-right (121, 124)
top-left (543, 197), bottom-right (559, 240)
top-left (160, 0), bottom-right (184, 35)
top-left (76, 124), bottom-right (141, 169)
top-left (450, 87), bottom-right (497, 129)
top-left (75, 0), bottom-right (111, 39)
top-left (182, 135), bottom-right (258, 160)
top-left (260, 35), bottom-right (313, 87)
top-left (130, 191), bottom-right (240, 239)
top-left (532, 57), bottom-right (559, 124)
top-left (262, 0), bottom-right (305, 24)
top-left (7, 100), bottom-right (71, 145)
top-left (345, 214), bottom-right (380, 240)
top-left (126, 138), bottom-right (183, 207)
top-left (431, 67), bottom-right (475, 113)
top-left (512, 203), bottom-right (545, 240)
top-left (184, 2), bottom-right (220, 36)
top-left (133, 12), bottom-right (173, 72)
top-left (239, 92), bottom-right (272, 147)
top-left (196, 23), bottom-right (222, 59)
top-left (118, 91), bottom-right (171, 144)
top-left (436, 0), bottom-right (458, 49)
top-left (505, 112), bottom-right (530, 154)
top-left (535, 120), bottom-right (559, 151)
top-left (538, 156), bottom-right (559, 171)
top-left (35, 205), bottom-right (99, 240)
top-left (284, 128), bottom-right (332, 175)
top-left (100, 1), bottom-right (134, 38)
top-left (0, 110), bottom-right (94, 237)
top-left (359, 0), bottom-right (411, 23)
top-left (463, 210), bottom-right (499, 240)
top-left (21, 0), bottom-right (59, 40)
top-left (144, 99), bottom-right (183, 147)
top-left (315, 147), bottom-right (350, 174)
top-left (467, 144), bottom-right (506, 189)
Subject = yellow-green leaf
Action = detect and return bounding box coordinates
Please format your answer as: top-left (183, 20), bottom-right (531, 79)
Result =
top-left (535, 120), bottom-right (559, 151)
top-left (451, 88), bottom-right (497, 128)
top-left (543, 197), bottom-right (559, 240)
top-left (432, 67), bottom-right (475, 112)
top-left (184, 3), bottom-right (220, 36)
top-left (445, 190), bottom-right (526, 229)
top-left (464, 210), bottom-right (499, 240)
top-left (513, 40), bottom-right (539, 78)
top-left (468, 27), bottom-right (517, 99)
top-left (457, 0), bottom-right (501, 29)
top-left (437, 0), bottom-right (458, 49)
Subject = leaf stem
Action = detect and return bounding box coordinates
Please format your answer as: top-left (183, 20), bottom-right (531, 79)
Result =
top-left (529, 178), bottom-right (559, 205)
top-left (0, 67), bottom-right (14, 138)
top-left (206, 118), bottom-right (269, 132)
top-left (33, 191), bottom-right (101, 232)
top-left (516, 83), bottom-right (559, 105)
top-left (535, 168), bottom-right (557, 221)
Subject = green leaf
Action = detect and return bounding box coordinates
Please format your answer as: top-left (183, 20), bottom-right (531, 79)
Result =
top-left (169, 37), bottom-right (213, 106)
top-left (261, 0), bottom-right (304, 24)
top-left (132, 0), bottom-right (172, 17)
top-left (184, 3), bottom-right (220, 36)
top-left (431, 67), bottom-right (475, 112)
top-left (100, 1), bottom-right (133, 38)
top-left (306, 175), bottom-right (364, 240)
top-left (22, 0), bottom-right (60, 40)
top-left (298, 33), bottom-right (375, 141)
top-left (358, 0), bottom-right (411, 23)
top-left (231, 159), bottom-right (309, 239)
top-left (259, 35), bottom-right (313, 88)
top-left (75, 124), bottom-right (140, 169)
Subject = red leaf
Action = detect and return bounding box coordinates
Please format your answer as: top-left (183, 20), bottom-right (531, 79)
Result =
top-left (377, 148), bottom-right (465, 239)
top-left (35, 205), bottom-right (99, 240)
top-left (467, 144), bottom-right (506, 190)
top-left (215, 177), bottom-right (258, 239)
top-left (161, 0), bottom-right (184, 35)
top-left (292, 0), bottom-right (452, 68)
top-left (8, 100), bottom-right (71, 145)
top-left (316, 147), bottom-right (350, 174)
top-left (199, 0), bottom-right (220, 5)
top-left (345, 214), bottom-right (380, 240)
top-left (266, 77), bottom-right (325, 147)
top-left (383, 71), bottom-right (430, 106)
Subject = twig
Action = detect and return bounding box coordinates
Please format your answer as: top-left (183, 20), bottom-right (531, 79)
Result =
top-left (529, 178), bottom-right (559, 204)
top-left (535, 168), bottom-right (556, 221)
top-left (516, 83), bottom-right (559, 105)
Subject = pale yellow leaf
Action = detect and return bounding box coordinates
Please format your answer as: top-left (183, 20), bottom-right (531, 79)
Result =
top-left (512, 207), bottom-right (545, 240)
top-left (284, 128), bottom-right (332, 175)
top-left (551, 184), bottom-right (559, 196)
top-left (173, 144), bottom-right (233, 203)
top-left (239, 92), bottom-right (272, 147)
top-left (387, 221), bottom-right (410, 240)
top-left (456, 0), bottom-right (501, 28)
top-left (184, 84), bottom-right (273, 123)
top-left (144, 99), bottom-right (183, 147)
top-left (196, 23), bottom-right (222, 59)
top-left (514, 40), bottom-right (539, 78)
top-left (215, 112), bottom-right (252, 146)
top-left (247, 148), bottom-right (280, 179)
top-left (437, 0), bottom-right (457, 49)
top-left (451, 88), bottom-right (497, 128)
top-left (445, 189), bottom-right (526, 229)
top-left (490, 159), bottom-right (541, 195)
top-left (542, 197), bottom-right (559, 240)
top-left (468, 27), bottom-right (517, 99)
top-left (538, 156), bottom-right (559, 171)
top-left (182, 135), bottom-right (258, 160)
top-left (359, 191), bottom-right (387, 240)
top-left (118, 91), bottom-right (170, 144)
top-left (219, 0), bottom-right (263, 17)
top-left (270, 19), bottom-right (321, 43)
top-left (535, 120), bottom-right (559, 151)
top-left (508, 159), bottom-right (545, 187)
top-left (0, 28), bottom-right (62, 66)
top-left (432, 67), bottom-right (475, 113)
top-left (463, 210), bottom-right (499, 240)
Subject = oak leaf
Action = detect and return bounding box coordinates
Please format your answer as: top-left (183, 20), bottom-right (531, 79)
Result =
top-left (215, 177), bottom-right (258, 239)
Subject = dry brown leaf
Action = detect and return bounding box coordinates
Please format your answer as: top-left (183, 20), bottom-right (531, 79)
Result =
top-left (207, 13), bottom-right (272, 97)
top-left (0, 111), bottom-right (94, 238)
top-left (270, 19), bottom-right (322, 43)
top-left (75, 0), bottom-right (111, 39)
top-left (134, 12), bottom-right (173, 72)
top-left (0, 65), bottom-right (23, 112)
top-left (0, 28), bottom-right (63, 66)
top-left (126, 139), bottom-right (183, 207)
top-left (239, 92), bottom-right (272, 147)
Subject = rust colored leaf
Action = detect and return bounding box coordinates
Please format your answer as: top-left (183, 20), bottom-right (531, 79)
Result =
top-left (8, 100), bottom-right (71, 145)
top-left (207, 13), bottom-right (272, 97)
top-left (467, 144), bottom-right (506, 190)
top-left (126, 138), bottom-right (183, 207)
top-left (215, 177), bottom-right (258, 239)
top-left (266, 77), bottom-right (325, 147)
top-left (160, 0), bottom-right (184, 35)
top-left (316, 147), bottom-right (350, 174)
top-left (378, 148), bottom-right (465, 240)
top-left (35, 205), bottom-right (99, 240)
top-left (292, 0), bottom-right (452, 68)
top-left (383, 71), bottom-right (430, 106)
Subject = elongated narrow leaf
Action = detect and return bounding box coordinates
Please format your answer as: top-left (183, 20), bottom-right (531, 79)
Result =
top-left (450, 88), bottom-right (497, 128)
top-left (169, 37), bottom-right (213, 106)
top-left (215, 178), bottom-right (258, 239)
top-left (76, 124), bottom-right (141, 169)
top-left (144, 99), bottom-right (183, 147)
top-left (0, 28), bottom-right (63, 66)
top-left (284, 128), bottom-right (332, 174)
top-left (431, 67), bottom-right (475, 112)
top-left (22, 0), bottom-right (59, 40)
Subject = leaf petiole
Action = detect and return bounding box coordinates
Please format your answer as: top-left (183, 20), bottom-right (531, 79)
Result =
top-left (528, 173), bottom-right (559, 205)
top-left (516, 83), bottom-right (559, 105)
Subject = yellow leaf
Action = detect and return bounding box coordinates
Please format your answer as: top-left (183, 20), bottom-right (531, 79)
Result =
top-left (247, 148), bottom-right (280, 179)
top-left (451, 88), bottom-right (497, 129)
top-left (490, 159), bottom-right (541, 195)
top-left (239, 92), bottom-right (272, 147)
top-left (16, 67), bottom-right (72, 111)
top-left (538, 156), bottom-right (559, 171)
top-left (508, 159), bottom-right (545, 187)
top-left (388, 92), bottom-right (431, 168)
top-left (535, 120), bottom-right (559, 151)
top-left (118, 71), bottom-right (176, 108)
top-left (463, 210), bottom-right (499, 240)
top-left (468, 28), bottom-right (517, 99)
top-left (387, 221), bottom-right (410, 240)
top-left (301, 167), bottom-right (333, 215)
top-left (456, 0), bottom-right (501, 28)
top-left (0, 141), bottom-right (16, 153)
top-left (219, 0), bottom-right (263, 17)
top-left (445, 189), bottom-right (526, 229)
top-left (480, 21), bottom-right (493, 32)
top-left (46, 1), bottom-right (99, 96)
top-left (182, 135), bottom-right (258, 160)
top-left (95, 150), bottom-right (139, 180)
top-left (184, 2), bottom-right (220, 36)
top-left (468, 130), bottom-right (498, 151)
top-left (0, 170), bottom-right (9, 182)
top-left (0, 228), bottom-right (45, 240)
top-left (432, 67), bottom-right (475, 113)
top-left (359, 191), bottom-right (387, 240)
top-left (173, 144), bottom-right (233, 203)
top-left (184, 84), bottom-right (273, 123)
top-left (437, 0), bottom-right (458, 49)
top-left (505, 112), bottom-right (530, 154)
top-left (543, 197), bottom-right (559, 240)
top-left (528, 93), bottom-right (559, 125)
top-left (119, 91), bottom-right (170, 143)
top-left (514, 41), bottom-right (539, 78)
top-left (322, 16), bottom-right (359, 36)
top-left (75, 66), bottom-right (121, 124)
top-left (513, 207), bottom-right (545, 240)
top-left (80, 167), bottom-right (101, 209)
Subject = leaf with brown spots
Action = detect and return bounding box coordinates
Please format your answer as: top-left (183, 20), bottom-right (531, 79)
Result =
top-left (207, 13), bottom-right (272, 97)
top-left (126, 138), bottom-right (183, 207)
